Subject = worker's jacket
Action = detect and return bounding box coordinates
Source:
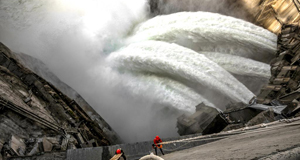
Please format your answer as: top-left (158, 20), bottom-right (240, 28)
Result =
top-left (114, 150), bottom-right (126, 160)
top-left (154, 138), bottom-right (163, 148)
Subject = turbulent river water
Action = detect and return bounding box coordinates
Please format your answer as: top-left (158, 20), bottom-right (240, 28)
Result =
top-left (0, 0), bottom-right (277, 142)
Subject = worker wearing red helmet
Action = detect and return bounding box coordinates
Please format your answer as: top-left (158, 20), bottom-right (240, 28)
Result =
top-left (152, 135), bottom-right (164, 155)
top-left (114, 148), bottom-right (126, 160)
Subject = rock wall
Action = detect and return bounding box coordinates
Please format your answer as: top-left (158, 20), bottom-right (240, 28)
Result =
top-left (14, 52), bottom-right (121, 144)
top-left (0, 42), bottom-right (120, 159)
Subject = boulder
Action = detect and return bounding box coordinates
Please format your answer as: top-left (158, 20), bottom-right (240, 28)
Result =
top-left (246, 108), bottom-right (276, 126)
top-left (177, 103), bottom-right (227, 135)
top-left (224, 103), bottom-right (262, 124)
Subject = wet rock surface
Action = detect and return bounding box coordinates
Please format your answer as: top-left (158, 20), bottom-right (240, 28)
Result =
top-left (0, 42), bottom-right (120, 159)
top-left (14, 52), bottom-right (121, 145)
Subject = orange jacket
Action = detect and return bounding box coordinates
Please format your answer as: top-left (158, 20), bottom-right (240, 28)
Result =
top-left (154, 137), bottom-right (163, 148)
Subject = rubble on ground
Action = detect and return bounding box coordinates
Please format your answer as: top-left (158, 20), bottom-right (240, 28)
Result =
top-left (177, 99), bottom-right (300, 136)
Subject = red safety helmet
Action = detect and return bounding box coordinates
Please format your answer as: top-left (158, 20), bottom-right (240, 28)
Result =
top-left (116, 149), bottom-right (121, 154)
top-left (156, 136), bottom-right (160, 139)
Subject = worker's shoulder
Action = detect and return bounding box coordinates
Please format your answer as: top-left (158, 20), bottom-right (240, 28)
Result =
top-left (110, 153), bottom-right (122, 160)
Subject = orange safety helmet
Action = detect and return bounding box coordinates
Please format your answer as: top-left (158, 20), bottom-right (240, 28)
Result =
top-left (116, 149), bottom-right (121, 154)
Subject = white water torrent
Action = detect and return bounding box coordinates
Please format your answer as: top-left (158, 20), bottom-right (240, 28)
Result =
top-left (202, 52), bottom-right (271, 78)
top-left (108, 41), bottom-right (254, 104)
top-left (128, 12), bottom-right (277, 62)
top-left (0, 0), bottom-right (277, 142)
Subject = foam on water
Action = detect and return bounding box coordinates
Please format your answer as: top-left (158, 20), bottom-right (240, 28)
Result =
top-left (202, 52), bottom-right (271, 78)
top-left (107, 41), bottom-right (255, 104)
top-left (127, 12), bottom-right (277, 62)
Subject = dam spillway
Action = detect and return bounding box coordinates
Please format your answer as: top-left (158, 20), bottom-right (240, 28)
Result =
top-left (0, 0), bottom-right (278, 146)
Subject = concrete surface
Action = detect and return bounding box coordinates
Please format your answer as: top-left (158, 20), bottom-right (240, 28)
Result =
top-left (66, 147), bottom-right (103, 160)
top-left (66, 132), bottom-right (237, 160)
top-left (161, 118), bottom-right (300, 160)
top-left (258, 147), bottom-right (300, 160)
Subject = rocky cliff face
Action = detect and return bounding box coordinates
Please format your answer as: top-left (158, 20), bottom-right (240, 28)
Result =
top-left (0, 42), bottom-right (120, 159)
top-left (14, 52), bottom-right (121, 144)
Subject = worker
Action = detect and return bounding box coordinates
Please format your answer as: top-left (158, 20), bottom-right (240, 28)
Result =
top-left (152, 135), bottom-right (164, 155)
top-left (114, 148), bottom-right (127, 160)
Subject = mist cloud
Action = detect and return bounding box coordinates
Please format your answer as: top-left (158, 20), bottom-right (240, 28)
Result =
top-left (0, 0), bottom-right (272, 143)
top-left (0, 0), bottom-right (168, 142)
